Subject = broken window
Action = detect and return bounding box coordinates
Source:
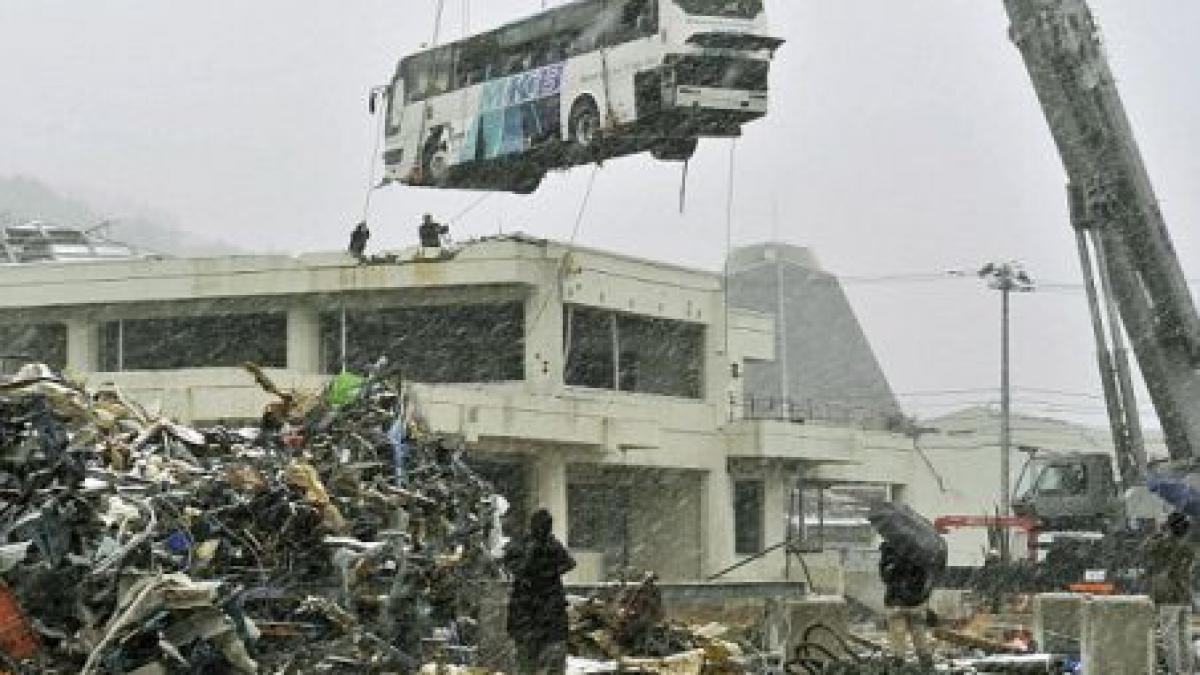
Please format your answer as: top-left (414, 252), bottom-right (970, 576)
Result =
top-left (568, 482), bottom-right (630, 557)
top-left (99, 314), bottom-right (287, 371)
top-left (565, 306), bottom-right (615, 390)
top-left (0, 323), bottom-right (67, 371)
top-left (319, 302), bottom-right (524, 383)
top-left (800, 483), bottom-right (882, 549)
top-left (733, 479), bottom-right (765, 555)
top-left (565, 305), bottom-right (704, 398)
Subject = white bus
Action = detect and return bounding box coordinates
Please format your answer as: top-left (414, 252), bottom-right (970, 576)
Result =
top-left (376, 0), bottom-right (781, 193)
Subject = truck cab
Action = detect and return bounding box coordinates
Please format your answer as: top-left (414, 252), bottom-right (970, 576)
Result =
top-left (1013, 451), bottom-right (1120, 532)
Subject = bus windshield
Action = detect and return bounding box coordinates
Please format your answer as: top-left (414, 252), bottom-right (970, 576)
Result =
top-left (673, 0), bottom-right (764, 19)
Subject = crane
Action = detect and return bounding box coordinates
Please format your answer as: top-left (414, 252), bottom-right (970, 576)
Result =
top-left (990, 0), bottom-right (1200, 589)
top-left (1005, 0), bottom-right (1200, 473)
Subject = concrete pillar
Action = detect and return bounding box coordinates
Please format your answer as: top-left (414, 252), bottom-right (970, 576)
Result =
top-left (702, 468), bottom-right (736, 577)
top-left (525, 282), bottom-right (564, 393)
top-left (1081, 595), bottom-right (1154, 675)
top-left (533, 451), bottom-right (569, 543)
top-left (1033, 593), bottom-right (1086, 656)
top-left (708, 294), bottom-right (734, 422)
top-left (66, 319), bottom-right (100, 373)
top-left (287, 306), bottom-right (321, 373)
top-left (764, 464), bottom-right (789, 556)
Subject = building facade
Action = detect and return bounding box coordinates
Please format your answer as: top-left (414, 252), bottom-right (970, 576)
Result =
top-left (2, 236), bottom-right (1108, 584)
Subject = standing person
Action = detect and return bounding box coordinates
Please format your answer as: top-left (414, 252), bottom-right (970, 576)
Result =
top-left (348, 221), bottom-right (370, 261)
top-left (504, 509), bottom-right (576, 675)
top-left (880, 539), bottom-right (935, 668)
top-left (419, 213), bottom-right (448, 248)
top-left (1144, 512), bottom-right (1196, 674)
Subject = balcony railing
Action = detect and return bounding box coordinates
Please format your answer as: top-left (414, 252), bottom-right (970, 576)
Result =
top-left (732, 395), bottom-right (907, 432)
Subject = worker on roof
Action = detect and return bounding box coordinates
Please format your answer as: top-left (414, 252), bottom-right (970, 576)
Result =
top-left (419, 213), bottom-right (448, 249)
top-left (348, 221), bottom-right (370, 261)
top-left (1143, 511), bottom-right (1196, 674)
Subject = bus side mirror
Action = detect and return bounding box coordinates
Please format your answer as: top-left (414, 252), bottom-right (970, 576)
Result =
top-left (368, 92), bottom-right (377, 115)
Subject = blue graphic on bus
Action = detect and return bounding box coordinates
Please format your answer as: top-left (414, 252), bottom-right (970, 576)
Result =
top-left (462, 63), bottom-right (565, 163)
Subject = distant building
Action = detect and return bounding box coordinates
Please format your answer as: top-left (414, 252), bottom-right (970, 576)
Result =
top-left (0, 234), bottom-right (1122, 584)
top-left (903, 406), bottom-right (1158, 567)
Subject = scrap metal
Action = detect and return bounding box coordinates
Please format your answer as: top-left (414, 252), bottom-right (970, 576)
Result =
top-left (0, 360), bottom-right (505, 674)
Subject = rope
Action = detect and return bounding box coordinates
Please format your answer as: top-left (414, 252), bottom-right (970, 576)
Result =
top-left (568, 164), bottom-right (600, 245)
top-left (448, 193), bottom-right (494, 225)
top-left (530, 164), bottom-right (601, 339)
top-left (431, 0), bottom-right (447, 47)
top-left (678, 159), bottom-right (689, 214)
top-left (360, 104), bottom-right (386, 223)
top-left (722, 139), bottom-right (737, 367)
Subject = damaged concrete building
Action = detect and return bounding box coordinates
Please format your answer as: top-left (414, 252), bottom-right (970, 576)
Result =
top-left (0, 236), bottom-right (1115, 587)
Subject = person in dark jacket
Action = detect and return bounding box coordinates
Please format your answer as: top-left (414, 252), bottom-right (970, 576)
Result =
top-left (880, 540), bottom-right (934, 666)
top-left (1144, 512), bottom-right (1196, 674)
top-left (504, 509), bottom-right (576, 675)
top-left (348, 221), bottom-right (370, 261)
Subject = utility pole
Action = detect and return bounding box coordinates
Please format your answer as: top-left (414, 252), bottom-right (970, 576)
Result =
top-left (979, 262), bottom-right (1035, 561)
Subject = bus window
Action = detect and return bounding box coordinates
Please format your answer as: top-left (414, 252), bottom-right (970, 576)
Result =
top-left (672, 0), bottom-right (763, 19)
top-left (386, 81), bottom-right (405, 134)
top-left (429, 47), bottom-right (454, 97)
top-left (458, 36), bottom-right (498, 87)
top-left (619, 0), bottom-right (658, 38)
top-left (403, 47), bottom-right (455, 102)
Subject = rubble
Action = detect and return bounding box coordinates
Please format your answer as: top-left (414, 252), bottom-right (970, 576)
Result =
top-left (565, 575), bottom-right (760, 674)
top-left (0, 360), bottom-right (506, 673)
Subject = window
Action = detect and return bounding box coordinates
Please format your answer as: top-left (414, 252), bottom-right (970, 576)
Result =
top-left (568, 482), bottom-right (630, 553)
top-left (669, 55), bottom-right (770, 91)
top-left (671, 0), bottom-right (763, 19)
top-left (402, 46), bottom-right (455, 103)
top-left (565, 306), bottom-right (615, 390)
top-left (100, 314), bottom-right (286, 371)
top-left (1035, 464), bottom-right (1089, 496)
top-left (734, 480), bottom-right (764, 555)
top-left (0, 323), bottom-right (67, 371)
top-left (565, 305), bottom-right (704, 398)
top-left (320, 302), bottom-right (524, 383)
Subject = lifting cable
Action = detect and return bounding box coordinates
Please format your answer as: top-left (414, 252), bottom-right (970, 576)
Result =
top-left (538, 164), bottom-right (601, 359)
top-left (722, 139), bottom-right (738, 372)
top-left (355, 0), bottom-right (447, 227)
top-left (678, 159), bottom-right (689, 214)
top-left (359, 106), bottom-right (387, 225)
top-left (430, 0), bottom-right (447, 48)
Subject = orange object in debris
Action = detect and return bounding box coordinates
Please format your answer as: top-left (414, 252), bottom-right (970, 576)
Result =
top-left (1068, 582), bottom-right (1116, 595)
top-left (0, 585), bottom-right (37, 660)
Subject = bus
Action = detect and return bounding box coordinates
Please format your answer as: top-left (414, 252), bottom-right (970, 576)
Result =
top-left (375, 0), bottom-right (782, 193)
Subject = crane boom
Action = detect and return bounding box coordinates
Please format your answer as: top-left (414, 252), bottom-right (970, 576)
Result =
top-left (1003, 0), bottom-right (1200, 469)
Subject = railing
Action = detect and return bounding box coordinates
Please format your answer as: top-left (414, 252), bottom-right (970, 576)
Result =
top-left (732, 395), bottom-right (908, 432)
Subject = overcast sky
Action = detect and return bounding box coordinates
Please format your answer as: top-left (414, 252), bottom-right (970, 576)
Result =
top-left (1, 0), bottom-right (1196, 428)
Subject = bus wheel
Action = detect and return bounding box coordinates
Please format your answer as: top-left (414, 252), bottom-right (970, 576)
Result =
top-left (651, 137), bottom-right (698, 162)
top-left (511, 170), bottom-right (544, 195)
top-left (570, 97), bottom-right (601, 152)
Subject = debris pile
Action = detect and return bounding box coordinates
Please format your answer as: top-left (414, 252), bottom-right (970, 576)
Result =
top-left (566, 575), bottom-right (757, 674)
top-left (0, 361), bottom-right (506, 673)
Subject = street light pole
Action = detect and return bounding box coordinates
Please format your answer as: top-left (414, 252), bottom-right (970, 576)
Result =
top-left (979, 262), bottom-right (1035, 562)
